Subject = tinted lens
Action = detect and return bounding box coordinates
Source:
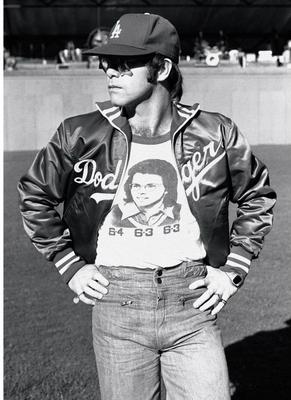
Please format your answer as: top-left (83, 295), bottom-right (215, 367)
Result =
top-left (99, 55), bottom-right (152, 73)
top-left (99, 57), bottom-right (129, 73)
top-left (99, 58), bottom-right (109, 71)
top-left (125, 55), bottom-right (153, 69)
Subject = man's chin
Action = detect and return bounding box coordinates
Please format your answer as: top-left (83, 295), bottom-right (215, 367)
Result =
top-left (109, 94), bottom-right (126, 107)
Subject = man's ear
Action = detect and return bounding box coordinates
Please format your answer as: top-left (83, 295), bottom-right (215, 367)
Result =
top-left (157, 58), bottom-right (173, 82)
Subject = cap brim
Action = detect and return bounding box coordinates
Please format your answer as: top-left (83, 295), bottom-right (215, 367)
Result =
top-left (83, 43), bottom-right (155, 57)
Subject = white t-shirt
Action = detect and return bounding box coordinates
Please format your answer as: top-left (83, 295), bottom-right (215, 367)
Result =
top-left (95, 134), bottom-right (206, 268)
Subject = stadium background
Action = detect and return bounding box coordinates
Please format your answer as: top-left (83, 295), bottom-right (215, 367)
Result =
top-left (4, 0), bottom-right (291, 150)
top-left (4, 0), bottom-right (291, 58)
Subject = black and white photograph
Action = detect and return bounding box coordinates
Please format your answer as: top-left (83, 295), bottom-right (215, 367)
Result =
top-left (3, 1), bottom-right (291, 399)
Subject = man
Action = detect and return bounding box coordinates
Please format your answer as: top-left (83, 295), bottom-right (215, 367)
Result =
top-left (18, 13), bottom-right (276, 400)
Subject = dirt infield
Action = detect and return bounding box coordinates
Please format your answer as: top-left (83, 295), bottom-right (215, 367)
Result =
top-left (4, 146), bottom-right (291, 399)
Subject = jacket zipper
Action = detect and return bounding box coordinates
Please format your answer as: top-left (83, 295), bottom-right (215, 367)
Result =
top-left (106, 122), bottom-right (130, 203)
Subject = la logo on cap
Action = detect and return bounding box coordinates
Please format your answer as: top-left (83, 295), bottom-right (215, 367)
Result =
top-left (110, 20), bottom-right (122, 39)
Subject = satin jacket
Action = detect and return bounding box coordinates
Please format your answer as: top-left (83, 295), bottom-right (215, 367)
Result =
top-left (18, 101), bottom-right (276, 284)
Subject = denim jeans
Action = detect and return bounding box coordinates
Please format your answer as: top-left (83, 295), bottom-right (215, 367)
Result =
top-left (92, 262), bottom-right (230, 400)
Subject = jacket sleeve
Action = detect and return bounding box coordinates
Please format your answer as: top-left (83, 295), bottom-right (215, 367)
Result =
top-left (17, 121), bottom-right (86, 284)
top-left (220, 119), bottom-right (276, 280)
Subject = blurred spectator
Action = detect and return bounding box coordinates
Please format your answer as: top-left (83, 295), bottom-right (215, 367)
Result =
top-left (229, 49), bottom-right (239, 64)
top-left (238, 48), bottom-right (246, 68)
top-left (86, 28), bottom-right (109, 68)
top-left (58, 41), bottom-right (82, 64)
top-left (271, 30), bottom-right (284, 66)
top-left (193, 31), bottom-right (209, 61)
top-left (87, 28), bottom-right (109, 49)
top-left (216, 30), bottom-right (229, 59)
top-left (4, 48), bottom-right (17, 71)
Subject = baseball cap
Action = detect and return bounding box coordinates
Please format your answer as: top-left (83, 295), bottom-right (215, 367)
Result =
top-left (83, 13), bottom-right (181, 63)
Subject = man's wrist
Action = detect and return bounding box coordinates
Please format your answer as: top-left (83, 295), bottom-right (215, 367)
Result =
top-left (224, 271), bottom-right (244, 288)
top-left (221, 246), bottom-right (252, 282)
top-left (53, 247), bottom-right (87, 284)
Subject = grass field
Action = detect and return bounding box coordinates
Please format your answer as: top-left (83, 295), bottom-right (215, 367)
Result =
top-left (4, 146), bottom-right (291, 400)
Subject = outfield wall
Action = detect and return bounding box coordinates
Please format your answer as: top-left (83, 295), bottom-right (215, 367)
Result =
top-left (4, 66), bottom-right (291, 150)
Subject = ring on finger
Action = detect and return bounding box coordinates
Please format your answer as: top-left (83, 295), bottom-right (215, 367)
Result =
top-left (220, 299), bottom-right (227, 305)
top-left (73, 291), bottom-right (84, 304)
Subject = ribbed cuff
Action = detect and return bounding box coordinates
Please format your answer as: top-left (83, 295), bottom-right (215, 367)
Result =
top-left (220, 246), bottom-right (252, 280)
top-left (53, 248), bottom-right (87, 284)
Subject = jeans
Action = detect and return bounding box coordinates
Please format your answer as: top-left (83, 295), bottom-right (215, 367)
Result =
top-left (92, 262), bottom-right (230, 400)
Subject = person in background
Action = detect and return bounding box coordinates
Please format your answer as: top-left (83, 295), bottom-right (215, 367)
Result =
top-left (4, 48), bottom-right (17, 71)
top-left (85, 28), bottom-right (109, 68)
top-left (193, 31), bottom-right (209, 61)
top-left (18, 13), bottom-right (276, 400)
top-left (58, 40), bottom-right (82, 64)
top-left (271, 29), bottom-right (284, 66)
top-left (216, 29), bottom-right (229, 59)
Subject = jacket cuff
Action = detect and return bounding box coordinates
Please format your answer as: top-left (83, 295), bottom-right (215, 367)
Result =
top-left (220, 246), bottom-right (252, 280)
top-left (53, 248), bottom-right (87, 284)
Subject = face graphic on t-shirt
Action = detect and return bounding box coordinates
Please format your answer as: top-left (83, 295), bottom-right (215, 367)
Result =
top-left (130, 173), bottom-right (167, 210)
top-left (95, 146), bottom-right (206, 268)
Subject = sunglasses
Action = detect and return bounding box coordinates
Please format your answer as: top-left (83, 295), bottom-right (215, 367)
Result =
top-left (99, 55), bottom-right (153, 75)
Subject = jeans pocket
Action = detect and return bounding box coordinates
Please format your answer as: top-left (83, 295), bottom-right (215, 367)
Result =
top-left (184, 263), bottom-right (207, 279)
top-left (95, 292), bottom-right (136, 307)
top-left (179, 288), bottom-right (205, 306)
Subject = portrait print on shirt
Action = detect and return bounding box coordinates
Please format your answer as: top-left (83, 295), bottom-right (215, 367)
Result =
top-left (95, 136), bottom-right (206, 269)
top-left (111, 159), bottom-right (181, 228)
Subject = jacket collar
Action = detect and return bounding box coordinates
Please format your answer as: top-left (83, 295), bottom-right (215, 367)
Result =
top-left (96, 101), bottom-right (132, 141)
top-left (96, 100), bottom-right (200, 139)
top-left (171, 102), bottom-right (200, 138)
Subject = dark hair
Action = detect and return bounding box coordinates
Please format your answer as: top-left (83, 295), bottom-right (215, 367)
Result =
top-left (124, 159), bottom-right (178, 206)
top-left (146, 54), bottom-right (183, 102)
